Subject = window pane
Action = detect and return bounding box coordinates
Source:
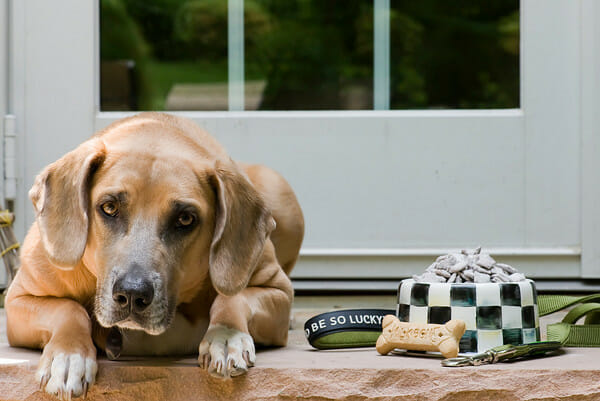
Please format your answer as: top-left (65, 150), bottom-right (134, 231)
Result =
top-left (245, 1), bottom-right (374, 110)
top-left (100, 0), bottom-right (519, 111)
top-left (390, 1), bottom-right (519, 109)
top-left (100, 0), bottom-right (228, 111)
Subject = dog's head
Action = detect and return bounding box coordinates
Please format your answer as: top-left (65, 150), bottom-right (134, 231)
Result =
top-left (29, 115), bottom-right (274, 335)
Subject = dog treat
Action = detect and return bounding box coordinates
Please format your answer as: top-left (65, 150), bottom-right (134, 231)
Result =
top-left (376, 315), bottom-right (466, 358)
top-left (413, 247), bottom-right (527, 284)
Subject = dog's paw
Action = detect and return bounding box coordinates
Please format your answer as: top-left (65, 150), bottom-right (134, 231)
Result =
top-left (37, 345), bottom-right (97, 400)
top-left (198, 324), bottom-right (255, 378)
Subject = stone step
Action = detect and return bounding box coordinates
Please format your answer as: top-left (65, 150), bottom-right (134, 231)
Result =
top-left (2, 340), bottom-right (600, 400)
top-left (1, 298), bottom-right (600, 400)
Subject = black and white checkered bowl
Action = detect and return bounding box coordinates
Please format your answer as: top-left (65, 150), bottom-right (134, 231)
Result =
top-left (396, 279), bottom-right (540, 353)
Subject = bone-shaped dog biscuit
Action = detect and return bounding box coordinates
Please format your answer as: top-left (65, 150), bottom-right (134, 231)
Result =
top-left (376, 315), bottom-right (466, 358)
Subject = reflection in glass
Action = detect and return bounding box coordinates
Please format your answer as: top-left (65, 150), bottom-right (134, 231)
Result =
top-left (389, 1), bottom-right (519, 109)
top-left (100, 0), bottom-right (228, 111)
top-left (245, 1), bottom-right (374, 110)
top-left (99, 0), bottom-right (519, 111)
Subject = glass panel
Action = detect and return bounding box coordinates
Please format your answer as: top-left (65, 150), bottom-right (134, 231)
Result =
top-left (245, 0), bottom-right (374, 110)
top-left (390, 1), bottom-right (520, 109)
top-left (100, 0), bottom-right (228, 111)
top-left (100, 0), bottom-right (519, 111)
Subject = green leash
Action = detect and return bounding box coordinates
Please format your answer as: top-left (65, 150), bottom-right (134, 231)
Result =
top-left (303, 295), bottom-right (600, 350)
top-left (539, 294), bottom-right (600, 347)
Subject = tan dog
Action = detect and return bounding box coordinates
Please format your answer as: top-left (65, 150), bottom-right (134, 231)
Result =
top-left (5, 113), bottom-right (304, 399)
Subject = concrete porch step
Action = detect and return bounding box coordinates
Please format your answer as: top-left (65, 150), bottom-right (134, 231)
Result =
top-left (2, 340), bottom-right (600, 400)
top-left (1, 297), bottom-right (600, 400)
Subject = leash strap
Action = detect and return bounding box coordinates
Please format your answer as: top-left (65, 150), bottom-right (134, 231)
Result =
top-left (539, 295), bottom-right (600, 347)
top-left (304, 294), bottom-right (600, 349)
top-left (304, 309), bottom-right (395, 349)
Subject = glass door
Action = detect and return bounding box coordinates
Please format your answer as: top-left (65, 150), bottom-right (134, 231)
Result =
top-left (10, 0), bottom-right (600, 289)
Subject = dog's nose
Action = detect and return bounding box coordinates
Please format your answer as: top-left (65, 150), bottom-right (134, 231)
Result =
top-left (112, 268), bottom-right (154, 313)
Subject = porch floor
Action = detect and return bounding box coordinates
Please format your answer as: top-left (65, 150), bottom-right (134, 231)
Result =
top-left (1, 296), bottom-right (599, 400)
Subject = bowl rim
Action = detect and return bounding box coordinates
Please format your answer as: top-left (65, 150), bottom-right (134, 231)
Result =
top-left (398, 278), bottom-right (536, 289)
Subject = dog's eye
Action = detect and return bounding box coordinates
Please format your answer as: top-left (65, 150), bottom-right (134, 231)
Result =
top-left (176, 211), bottom-right (195, 227)
top-left (101, 201), bottom-right (119, 217)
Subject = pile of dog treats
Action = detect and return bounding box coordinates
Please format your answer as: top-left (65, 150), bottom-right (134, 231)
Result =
top-left (413, 247), bottom-right (527, 284)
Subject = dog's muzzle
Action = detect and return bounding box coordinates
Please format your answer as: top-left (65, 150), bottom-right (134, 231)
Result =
top-left (96, 263), bottom-right (172, 335)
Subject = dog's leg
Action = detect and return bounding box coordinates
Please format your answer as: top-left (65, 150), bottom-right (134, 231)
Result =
top-left (199, 256), bottom-right (293, 378)
top-left (6, 293), bottom-right (97, 399)
top-left (199, 285), bottom-right (291, 378)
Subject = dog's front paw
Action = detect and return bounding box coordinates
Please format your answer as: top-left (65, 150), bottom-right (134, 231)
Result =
top-left (198, 324), bottom-right (255, 378)
top-left (37, 342), bottom-right (97, 400)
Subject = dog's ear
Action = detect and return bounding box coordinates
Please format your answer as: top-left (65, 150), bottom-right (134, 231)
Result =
top-left (209, 161), bottom-right (275, 296)
top-left (29, 139), bottom-right (106, 269)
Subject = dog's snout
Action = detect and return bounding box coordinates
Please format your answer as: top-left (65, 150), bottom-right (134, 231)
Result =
top-left (112, 267), bottom-right (155, 313)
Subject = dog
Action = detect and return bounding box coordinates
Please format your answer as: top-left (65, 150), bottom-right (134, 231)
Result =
top-left (5, 113), bottom-right (304, 399)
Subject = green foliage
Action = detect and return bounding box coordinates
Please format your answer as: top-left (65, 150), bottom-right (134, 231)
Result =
top-left (389, 0), bottom-right (519, 109)
top-left (121, 0), bottom-right (186, 59)
top-left (174, 0), bottom-right (228, 60)
top-left (253, 0), bottom-right (373, 109)
top-left (100, 0), bottom-right (154, 109)
top-left (100, 0), bottom-right (149, 60)
top-left (389, 11), bottom-right (427, 107)
top-left (100, 0), bottom-right (520, 111)
top-left (173, 0), bottom-right (269, 61)
top-left (145, 60), bottom-right (228, 109)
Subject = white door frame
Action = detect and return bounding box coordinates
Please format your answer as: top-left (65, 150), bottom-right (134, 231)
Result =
top-left (0, 0), bottom-right (7, 203)
top-left (580, 0), bottom-right (600, 279)
top-left (0, 0), bottom-right (7, 286)
top-left (0, 0), bottom-right (6, 120)
top-left (8, 0), bottom-right (600, 289)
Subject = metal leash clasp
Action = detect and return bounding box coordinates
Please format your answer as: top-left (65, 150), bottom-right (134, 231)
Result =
top-left (441, 344), bottom-right (517, 367)
top-left (441, 351), bottom-right (494, 367)
top-left (441, 342), bottom-right (562, 367)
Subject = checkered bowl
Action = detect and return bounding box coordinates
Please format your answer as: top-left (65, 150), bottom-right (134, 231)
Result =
top-left (396, 279), bottom-right (540, 353)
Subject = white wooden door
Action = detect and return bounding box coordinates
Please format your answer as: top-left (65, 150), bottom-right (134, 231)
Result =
top-left (7, 0), bottom-right (600, 291)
